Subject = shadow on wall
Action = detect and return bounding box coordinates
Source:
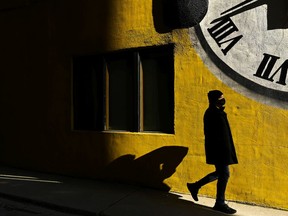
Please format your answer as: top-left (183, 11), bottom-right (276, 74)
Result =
top-left (100, 146), bottom-right (188, 191)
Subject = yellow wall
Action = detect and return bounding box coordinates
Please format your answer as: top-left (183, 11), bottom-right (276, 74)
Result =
top-left (95, 0), bottom-right (288, 209)
top-left (0, 0), bottom-right (288, 210)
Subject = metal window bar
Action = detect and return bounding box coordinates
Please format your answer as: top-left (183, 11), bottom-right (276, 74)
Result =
top-left (103, 59), bottom-right (109, 130)
top-left (134, 52), bottom-right (144, 132)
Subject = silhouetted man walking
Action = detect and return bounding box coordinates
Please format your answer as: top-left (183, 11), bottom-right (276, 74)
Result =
top-left (187, 90), bottom-right (238, 214)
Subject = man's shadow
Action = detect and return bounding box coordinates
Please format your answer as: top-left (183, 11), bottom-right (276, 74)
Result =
top-left (100, 146), bottom-right (231, 215)
top-left (100, 146), bottom-right (188, 191)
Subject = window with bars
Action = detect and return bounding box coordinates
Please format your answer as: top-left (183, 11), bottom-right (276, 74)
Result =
top-left (72, 45), bottom-right (174, 133)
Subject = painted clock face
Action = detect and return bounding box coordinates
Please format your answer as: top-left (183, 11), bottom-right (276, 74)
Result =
top-left (194, 0), bottom-right (288, 102)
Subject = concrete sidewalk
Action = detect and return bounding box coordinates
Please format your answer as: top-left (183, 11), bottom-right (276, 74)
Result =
top-left (0, 167), bottom-right (287, 216)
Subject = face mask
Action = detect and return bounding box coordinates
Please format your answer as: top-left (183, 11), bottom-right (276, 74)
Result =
top-left (218, 98), bottom-right (226, 106)
top-left (216, 98), bottom-right (226, 110)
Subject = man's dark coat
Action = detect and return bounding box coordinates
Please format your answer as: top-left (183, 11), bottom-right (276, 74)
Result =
top-left (204, 106), bottom-right (238, 165)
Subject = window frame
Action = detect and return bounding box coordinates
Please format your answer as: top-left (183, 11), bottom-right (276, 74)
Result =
top-left (72, 44), bottom-right (175, 134)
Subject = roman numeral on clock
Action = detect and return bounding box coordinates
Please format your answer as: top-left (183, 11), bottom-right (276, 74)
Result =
top-left (208, 16), bottom-right (243, 55)
top-left (254, 53), bottom-right (288, 86)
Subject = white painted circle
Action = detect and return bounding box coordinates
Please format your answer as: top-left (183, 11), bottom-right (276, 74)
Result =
top-left (192, 0), bottom-right (288, 103)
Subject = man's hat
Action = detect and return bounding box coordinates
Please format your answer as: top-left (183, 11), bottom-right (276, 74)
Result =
top-left (208, 90), bottom-right (223, 104)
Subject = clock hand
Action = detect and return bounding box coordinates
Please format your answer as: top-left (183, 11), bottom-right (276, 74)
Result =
top-left (221, 0), bottom-right (257, 15)
top-left (211, 0), bottom-right (267, 24)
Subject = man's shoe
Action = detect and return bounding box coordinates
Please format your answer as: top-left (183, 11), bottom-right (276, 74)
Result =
top-left (187, 183), bottom-right (199, 201)
top-left (213, 203), bottom-right (237, 214)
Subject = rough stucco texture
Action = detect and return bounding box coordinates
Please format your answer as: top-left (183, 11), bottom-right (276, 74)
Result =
top-left (93, 0), bottom-right (288, 209)
top-left (0, 0), bottom-right (287, 210)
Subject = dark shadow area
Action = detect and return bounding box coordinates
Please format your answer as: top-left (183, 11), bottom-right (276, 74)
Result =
top-left (0, 0), bottom-right (41, 12)
top-left (212, 0), bottom-right (288, 30)
top-left (0, 167), bottom-right (231, 216)
top-left (152, 0), bottom-right (173, 33)
top-left (100, 146), bottom-right (188, 191)
top-left (153, 0), bottom-right (208, 33)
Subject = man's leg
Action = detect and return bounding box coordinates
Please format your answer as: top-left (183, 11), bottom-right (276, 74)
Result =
top-left (215, 165), bottom-right (230, 204)
top-left (213, 165), bottom-right (236, 214)
top-left (187, 171), bottom-right (218, 201)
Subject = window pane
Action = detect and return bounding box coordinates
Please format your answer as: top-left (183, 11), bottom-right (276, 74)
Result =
top-left (73, 56), bottom-right (104, 130)
top-left (107, 55), bottom-right (134, 131)
top-left (141, 46), bottom-right (174, 133)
